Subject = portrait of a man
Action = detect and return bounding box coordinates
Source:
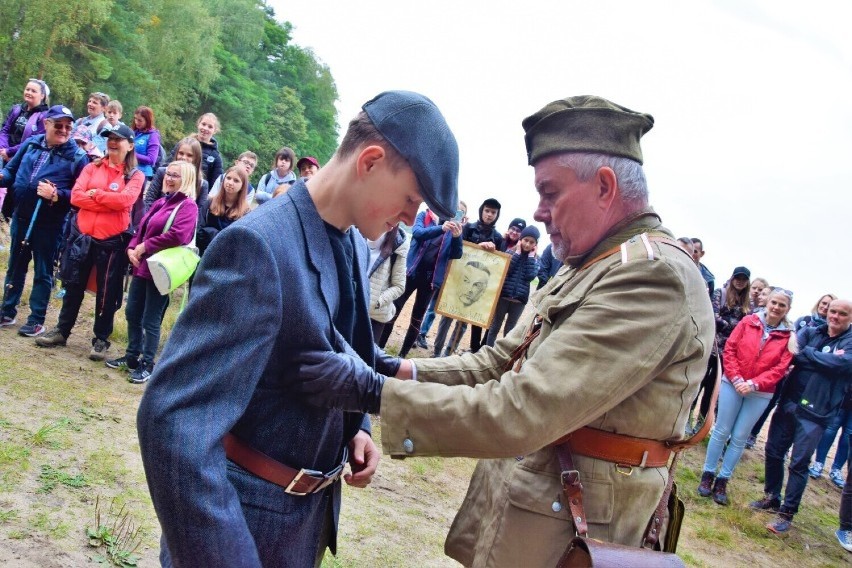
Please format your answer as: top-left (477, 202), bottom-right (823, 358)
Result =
top-left (436, 242), bottom-right (510, 327)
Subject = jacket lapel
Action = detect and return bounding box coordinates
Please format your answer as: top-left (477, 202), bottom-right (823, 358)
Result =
top-left (288, 182), bottom-right (338, 324)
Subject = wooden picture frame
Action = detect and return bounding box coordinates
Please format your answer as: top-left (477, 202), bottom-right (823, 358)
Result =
top-left (435, 241), bottom-right (512, 328)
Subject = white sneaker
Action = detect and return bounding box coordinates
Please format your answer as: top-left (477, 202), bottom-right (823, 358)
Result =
top-left (836, 529), bottom-right (852, 552)
top-left (809, 461), bottom-right (824, 479)
top-left (831, 469), bottom-right (846, 488)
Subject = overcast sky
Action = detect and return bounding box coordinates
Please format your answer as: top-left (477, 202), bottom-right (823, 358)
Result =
top-left (270, 0), bottom-right (851, 318)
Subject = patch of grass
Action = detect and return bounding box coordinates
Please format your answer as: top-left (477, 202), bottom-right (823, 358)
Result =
top-left (7, 528), bottom-right (28, 539)
top-left (0, 508), bottom-right (18, 522)
top-left (38, 464), bottom-right (89, 493)
top-left (695, 521), bottom-right (732, 545)
top-left (30, 417), bottom-right (72, 448)
top-left (29, 509), bottom-right (71, 539)
top-left (679, 550), bottom-right (705, 567)
top-left (85, 449), bottom-right (131, 486)
top-left (78, 406), bottom-right (122, 423)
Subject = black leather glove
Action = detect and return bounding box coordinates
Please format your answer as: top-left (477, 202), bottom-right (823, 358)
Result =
top-left (374, 349), bottom-right (402, 377)
top-left (295, 350), bottom-right (386, 414)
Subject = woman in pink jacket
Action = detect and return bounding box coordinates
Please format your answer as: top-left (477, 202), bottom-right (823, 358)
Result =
top-left (698, 288), bottom-right (797, 505)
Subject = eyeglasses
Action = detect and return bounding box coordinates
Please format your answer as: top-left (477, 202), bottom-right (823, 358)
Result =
top-left (164, 172), bottom-right (182, 179)
top-left (239, 159), bottom-right (256, 170)
top-left (51, 122), bottom-right (73, 132)
top-left (772, 287), bottom-right (794, 298)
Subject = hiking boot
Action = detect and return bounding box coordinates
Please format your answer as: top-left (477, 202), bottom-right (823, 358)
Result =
top-left (89, 338), bottom-right (110, 361)
top-left (129, 362), bottom-right (153, 384)
top-left (35, 328), bottom-right (67, 347)
top-left (836, 529), bottom-right (852, 552)
top-left (744, 434), bottom-right (757, 450)
top-left (750, 494), bottom-right (781, 513)
top-left (697, 471), bottom-right (715, 497)
top-left (105, 355), bottom-right (139, 371)
top-left (18, 323), bottom-right (45, 337)
top-left (809, 461), bottom-right (824, 479)
top-left (0, 315), bottom-right (16, 328)
top-left (712, 477), bottom-right (730, 506)
top-left (831, 468), bottom-right (846, 488)
top-left (414, 334), bottom-right (429, 350)
top-left (767, 513), bottom-right (793, 534)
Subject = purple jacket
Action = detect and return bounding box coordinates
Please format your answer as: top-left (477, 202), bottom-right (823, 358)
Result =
top-left (0, 103), bottom-right (48, 159)
top-left (129, 191), bottom-right (198, 280)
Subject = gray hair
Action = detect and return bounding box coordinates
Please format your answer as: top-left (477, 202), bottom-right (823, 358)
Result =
top-left (555, 152), bottom-right (648, 207)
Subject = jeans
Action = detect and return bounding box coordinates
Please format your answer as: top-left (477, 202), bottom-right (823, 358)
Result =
top-left (485, 298), bottom-right (526, 348)
top-left (764, 400), bottom-right (826, 516)
top-left (750, 386), bottom-right (782, 437)
top-left (702, 380), bottom-right (770, 479)
top-left (841, 432), bottom-right (852, 531)
top-left (124, 276), bottom-right (170, 364)
top-left (419, 294), bottom-right (438, 337)
top-left (2, 216), bottom-right (61, 325)
top-left (813, 409), bottom-right (852, 471)
top-left (432, 316), bottom-right (467, 357)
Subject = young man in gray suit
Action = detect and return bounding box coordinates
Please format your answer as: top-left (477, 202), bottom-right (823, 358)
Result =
top-left (136, 91), bottom-right (459, 567)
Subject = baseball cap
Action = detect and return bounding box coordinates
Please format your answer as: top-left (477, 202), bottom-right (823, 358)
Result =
top-left (731, 266), bottom-right (751, 279)
top-left (71, 125), bottom-right (92, 143)
top-left (104, 124), bottom-right (134, 141)
top-left (362, 90), bottom-right (459, 220)
top-left (43, 105), bottom-right (74, 122)
top-left (297, 156), bottom-right (319, 170)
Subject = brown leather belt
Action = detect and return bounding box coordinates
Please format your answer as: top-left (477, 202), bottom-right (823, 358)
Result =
top-left (552, 427), bottom-right (673, 468)
top-left (223, 433), bottom-right (347, 496)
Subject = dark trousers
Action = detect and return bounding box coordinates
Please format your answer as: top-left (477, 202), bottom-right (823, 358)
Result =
top-left (841, 433), bottom-right (852, 531)
top-left (2, 217), bottom-right (61, 325)
top-left (56, 242), bottom-right (125, 341)
top-left (433, 316), bottom-right (467, 357)
top-left (379, 270), bottom-right (435, 357)
top-left (751, 387), bottom-right (783, 438)
top-left (370, 319), bottom-right (386, 345)
top-left (764, 400), bottom-right (826, 517)
top-left (485, 298), bottom-right (526, 348)
top-left (124, 276), bottom-right (170, 364)
top-left (470, 325), bottom-right (486, 353)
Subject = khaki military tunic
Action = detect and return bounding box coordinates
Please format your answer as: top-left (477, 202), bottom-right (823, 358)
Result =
top-left (380, 210), bottom-right (715, 567)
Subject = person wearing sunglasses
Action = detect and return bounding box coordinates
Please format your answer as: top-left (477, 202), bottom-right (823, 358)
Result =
top-left (0, 106), bottom-right (89, 336)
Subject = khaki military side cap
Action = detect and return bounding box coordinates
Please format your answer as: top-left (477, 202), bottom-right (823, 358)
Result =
top-left (522, 95), bottom-right (654, 165)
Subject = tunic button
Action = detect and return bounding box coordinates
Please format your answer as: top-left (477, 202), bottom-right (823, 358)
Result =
top-left (402, 438), bottom-right (415, 453)
top-left (551, 501), bottom-right (562, 513)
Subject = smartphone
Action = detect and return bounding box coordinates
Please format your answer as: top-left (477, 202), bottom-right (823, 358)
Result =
top-left (453, 209), bottom-right (465, 223)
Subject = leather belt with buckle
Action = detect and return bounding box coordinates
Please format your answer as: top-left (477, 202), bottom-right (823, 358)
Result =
top-left (223, 432), bottom-right (348, 495)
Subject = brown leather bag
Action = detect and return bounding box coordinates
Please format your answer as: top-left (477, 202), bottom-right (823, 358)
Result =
top-left (557, 537), bottom-right (685, 568)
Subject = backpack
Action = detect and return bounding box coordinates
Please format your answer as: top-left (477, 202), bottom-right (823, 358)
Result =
top-left (155, 142), bottom-right (168, 170)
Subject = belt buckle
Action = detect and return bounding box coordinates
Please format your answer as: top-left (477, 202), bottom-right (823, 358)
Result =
top-left (315, 445), bottom-right (349, 492)
top-left (285, 467), bottom-right (323, 496)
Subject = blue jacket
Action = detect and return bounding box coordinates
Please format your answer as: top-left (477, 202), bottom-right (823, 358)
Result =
top-left (781, 324), bottom-right (852, 426)
top-left (406, 210), bottom-right (462, 288)
top-left (536, 243), bottom-right (563, 289)
top-left (1, 134), bottom-right (88, 227)
top-left (137, 182), bottom-right (398, 567)
top-left (499, 250), bottom-right (539, 302)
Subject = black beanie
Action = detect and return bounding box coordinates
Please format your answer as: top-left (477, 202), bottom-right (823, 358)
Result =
top-left (520, 226), bottom-right (540, 242)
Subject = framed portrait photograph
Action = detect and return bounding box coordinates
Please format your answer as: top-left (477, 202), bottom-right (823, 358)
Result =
top-left (436, 241), bottom-right (512, 328)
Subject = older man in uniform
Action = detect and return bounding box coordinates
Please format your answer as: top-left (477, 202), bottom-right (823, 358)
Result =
top-left (298, 95), bottom-right (715, 565)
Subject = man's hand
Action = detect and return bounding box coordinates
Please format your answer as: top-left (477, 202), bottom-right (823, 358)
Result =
top-left (396, 359), bottom-right (414, 380)
top-left (479, 241), bottom-right (496, 251)
top-left (345, 430), bottom-right (379, 488)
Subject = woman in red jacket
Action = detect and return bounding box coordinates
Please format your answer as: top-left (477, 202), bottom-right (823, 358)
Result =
top-left (697, 288), bottom-right (797, 505)
top-left (36, 124), bottom-right (145, 360)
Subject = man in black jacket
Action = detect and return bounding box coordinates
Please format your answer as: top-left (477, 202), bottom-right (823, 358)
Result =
top-left (752, 298), bottom-right (852, 534)
top-left (461, 198), bottom-right (502, 352)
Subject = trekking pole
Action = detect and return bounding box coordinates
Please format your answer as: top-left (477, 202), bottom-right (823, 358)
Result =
top-left (2, 197), bottom-right (43, 309)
